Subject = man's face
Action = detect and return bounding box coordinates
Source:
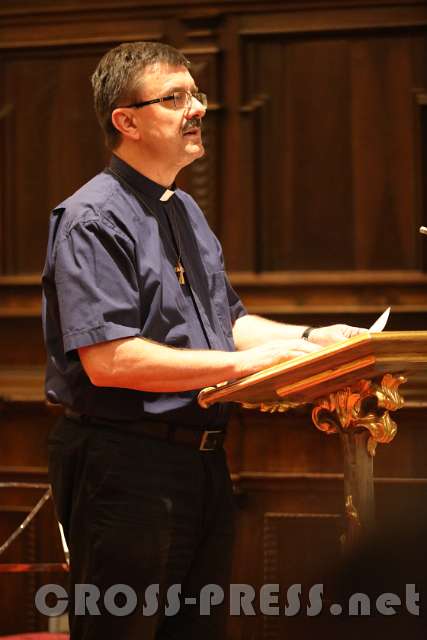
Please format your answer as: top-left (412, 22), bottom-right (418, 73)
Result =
top-left (132, 63), bottom-right (206, 171)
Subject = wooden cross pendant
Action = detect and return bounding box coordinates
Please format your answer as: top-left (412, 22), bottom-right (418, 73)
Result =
top-left (175, 261), bottom-right (186, 285)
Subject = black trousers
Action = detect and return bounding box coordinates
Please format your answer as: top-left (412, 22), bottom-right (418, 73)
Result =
top-left (48, 417), bottom-right (235, 640)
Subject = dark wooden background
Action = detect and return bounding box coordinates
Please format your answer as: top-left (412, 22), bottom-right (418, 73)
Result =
top-left (1, 0), bottom-right (427, 636)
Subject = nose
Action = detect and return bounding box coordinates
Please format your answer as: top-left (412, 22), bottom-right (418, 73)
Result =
top-left (185, 95), bottom-right (206, 119)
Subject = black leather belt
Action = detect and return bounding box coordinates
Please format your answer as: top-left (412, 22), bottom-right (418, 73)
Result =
top-left (64, 409), bottom-right (225, 452)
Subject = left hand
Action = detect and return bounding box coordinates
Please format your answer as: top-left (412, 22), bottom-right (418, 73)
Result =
top-left (308, 324), bottom-right (368, 347)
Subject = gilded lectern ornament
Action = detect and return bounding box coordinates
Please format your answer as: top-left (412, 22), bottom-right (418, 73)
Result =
top-left (198, 332), bottom-right (427, 546)
top-left (311, 374), bottom-right (407, 456)
top-left (240, 400), bottom-right (300, 413)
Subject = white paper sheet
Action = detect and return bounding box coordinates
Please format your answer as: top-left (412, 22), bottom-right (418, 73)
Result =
top-left (369, 306), bottom-right (391, 333)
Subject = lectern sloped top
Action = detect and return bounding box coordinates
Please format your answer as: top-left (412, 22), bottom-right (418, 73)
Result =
top-left (198, 331), bottom-right (427, 408)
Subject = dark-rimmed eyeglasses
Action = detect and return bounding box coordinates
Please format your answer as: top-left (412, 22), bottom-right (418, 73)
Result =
top-left (120, 91), bottom-right (208, 111)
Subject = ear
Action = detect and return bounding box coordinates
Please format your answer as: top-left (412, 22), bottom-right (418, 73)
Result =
top-left (111, 107), bottom-right (141, 141)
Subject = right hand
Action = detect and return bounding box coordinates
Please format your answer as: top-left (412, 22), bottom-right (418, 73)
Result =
top-left (236, 338), bottom-right (322, 378)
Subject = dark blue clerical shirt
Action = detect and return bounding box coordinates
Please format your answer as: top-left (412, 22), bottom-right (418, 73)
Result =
top-left (42, 155), bottom-right (247, 427)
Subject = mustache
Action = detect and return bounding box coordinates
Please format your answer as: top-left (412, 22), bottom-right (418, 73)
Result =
top-left (182, 117), bottom-right (202, 133)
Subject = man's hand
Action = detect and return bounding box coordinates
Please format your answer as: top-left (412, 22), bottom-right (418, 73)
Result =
top-left (232, 315), bottom-right (368, 352)
top-left (236, 338), bottom-right (322, 377)
top-left (308, 324), bottom-right (368, 347)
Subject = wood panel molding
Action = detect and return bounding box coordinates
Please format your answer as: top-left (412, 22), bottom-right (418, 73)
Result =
top-left (2, 270), bottom-right (427, 317)
top-left (176, 48), bottom-right (223, 232)
top-left (1, 364), bottom-right (427, 407)
top-left (0, 15), bottom-right (165, 49)
top-left (1, 1), bottom-right (426, 49)
top-left (234, 29), bottom-right (427, 271)
top-left (0, 466), bottom-right (48, 480)
top-left (0, 276), bottom-right (41, 318)
top-left (0, 367), bottom-right (46, 403)
top-left (232, 471), bottom-right (427, 486)
top-left (239, 5), bottom-right (427, 35)
top-left (230, 270), bottom-right (427, 315)
top-left (1, 0), bottom-right (425, 18)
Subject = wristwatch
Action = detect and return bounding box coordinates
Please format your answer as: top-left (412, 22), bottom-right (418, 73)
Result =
top-left (301, 326), bottom-right (314, 341)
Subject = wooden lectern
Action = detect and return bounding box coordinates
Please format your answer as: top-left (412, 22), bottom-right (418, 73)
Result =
top-left (198, 331), bottom-right (427, 547)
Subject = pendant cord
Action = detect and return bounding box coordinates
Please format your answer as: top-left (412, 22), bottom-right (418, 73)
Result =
top-left (106, 166), bottom-right (213, 349)
top-left (106, 167), bottom-right (186, 285)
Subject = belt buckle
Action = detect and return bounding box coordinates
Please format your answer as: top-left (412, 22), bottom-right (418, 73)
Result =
top-left (199, 430), bottom-right (224, 451)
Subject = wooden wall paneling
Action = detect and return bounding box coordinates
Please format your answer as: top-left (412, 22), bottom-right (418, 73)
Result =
top-left (411, 28), bottom-right (427, 92)
top-left (263, 511), bottom-right (343, 593)
top-left (1, 46), bottom-right (111, 275)
top-left (226, 407), bottom-right (427, 638)
top-left (228, 474), bottom-right (345, 640)
top-left (229, 269), bottom-right (427, 312)
top-left (372, 408), bottom-right (427, 479)
top-left (0, 502), bottom-right (66, 634)
top-left (220, 15), bottom-right (255, 271)
top-left (419, 94), bottom-right (427, 271)
top-left (0, 402), bottom-right (55, 467)
top-left (239, 5), bottom-right (427, 36)
top-left (262, 513), bottom-right (342, 639)
top-left (0, 316), bottom-right (45, 366)
top-left (235, 38), bottom-right (265, 272)
top-left (375, 476), bottom-right (427, 521)
top-left (32, 495), bottom-right (69, 632)
top-left (0, 96), bottom-right (3, 273)
top-left (0, 398), bottom-right (66, 634)
top-left (0, 492), bottom-right (68, 634)
top-left (0, 275), bottom-right (41, 319)
top-left (230, 408), bottom-right (344, 475)
top-left (351, 33), bottom-right (423, 270)
top-left (238, 38), bottom-right (258, 271)
top-left (271, 39), bottom-right (294, 275)
top-left (277, 36), bottom-right (353, 270)
top-left (387, 35), bottom-right (421, 267)
top-left (229, 469), bottom-right (427, 532)
top-left (407, 32), bottom-right (427, 271)
top-left (177, 47), bottom-right (222, 235)
top-left (228, 404), bottom-right (427, 481)
top-left (229, 403), bottom-right (427, 478)
top-left (0, 13), bottom-right (165, 49)
top-left (1, 0), bottom-right (426, 15)
top-left (0, 507), bottom-right (36, 634)
top-left (240, 38), bottom-right (286, 273)
top-left (0, 60), bottom-right (16, 275)
top-left (0, 63), bottom-right (9, 274)
top-left (234, 8), bottom-right (427, 275)
top-left (238, 28), bottom-right (427, 273)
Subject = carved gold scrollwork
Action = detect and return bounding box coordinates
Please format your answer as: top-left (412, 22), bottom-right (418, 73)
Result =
top-left (240, 400), bottom-right (299, 413)
top-left (375, 373), bottom-right (406, 411)
top-left (340, 495), bottom-right (362, 548)
top-left (345, 495), bottom-right (360, 528)
top-left (311, 374), bottom-right (407, 456)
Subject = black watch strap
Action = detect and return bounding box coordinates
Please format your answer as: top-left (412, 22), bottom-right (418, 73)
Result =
top-left (301, 326), bottom-right (314, 340)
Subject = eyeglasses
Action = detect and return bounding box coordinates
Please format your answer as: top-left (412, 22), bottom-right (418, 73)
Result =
top-left (121, 91), bottom-right (208, 111)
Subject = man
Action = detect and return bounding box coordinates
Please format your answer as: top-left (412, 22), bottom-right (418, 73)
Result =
top-left (42, 41), bottom-right (364, 639)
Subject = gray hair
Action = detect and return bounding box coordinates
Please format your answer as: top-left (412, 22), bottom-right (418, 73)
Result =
top-left (91, 41), bottom-right (190, 149)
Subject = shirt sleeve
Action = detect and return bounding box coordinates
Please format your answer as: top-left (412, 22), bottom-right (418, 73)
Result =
top-left (224, 271), bottom-right (247, 325)
top-left (210, 226), bottom-right (247, 326)
top-left (54, 218), bottom-right (141, 354)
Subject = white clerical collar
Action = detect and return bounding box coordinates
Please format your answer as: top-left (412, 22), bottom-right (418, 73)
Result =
top-left (159, 188), bottom-right (175, 202)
